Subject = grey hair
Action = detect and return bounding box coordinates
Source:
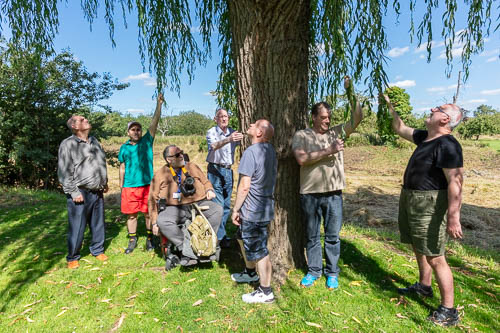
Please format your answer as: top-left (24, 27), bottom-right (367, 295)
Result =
top-left (448, 106), bottom-right (464, 130)
top-left (66, 115), bottom-right (76, 131)
top-left (162, 145), bottom-right (177, 161)
top-left (215, 108), bottom-right (227, 117)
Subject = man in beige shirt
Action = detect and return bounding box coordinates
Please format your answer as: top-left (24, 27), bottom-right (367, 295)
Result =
top-left (292, 77), bottom-right (362, 289)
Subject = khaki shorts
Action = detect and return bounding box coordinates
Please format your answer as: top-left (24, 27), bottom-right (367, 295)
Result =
top-left (398, 189), bottom-right (449, 256)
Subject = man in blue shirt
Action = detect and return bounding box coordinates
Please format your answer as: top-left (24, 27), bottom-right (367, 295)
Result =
top-left (118, 93), bottom-right (163, 254)
top-left (231, 119), bottom-right (277, 303)
top-left (206, 108), bottom-right (243, 247)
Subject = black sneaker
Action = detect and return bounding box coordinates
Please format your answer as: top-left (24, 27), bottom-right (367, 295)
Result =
top-left (146, 238), bottom-right (154, 251)
top-left (427, 305), bottom-right (459, 327)
top-left (124, 237), bottom-right (137, 254)
top-left (397, 282), bottom-right (433, 297)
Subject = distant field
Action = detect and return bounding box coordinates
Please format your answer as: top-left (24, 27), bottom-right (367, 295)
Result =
top-left (478, 138), bottom-right (500, 152)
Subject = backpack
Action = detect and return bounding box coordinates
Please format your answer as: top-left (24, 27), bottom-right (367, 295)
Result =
top-left (187, 204), bottom-right (217, 257)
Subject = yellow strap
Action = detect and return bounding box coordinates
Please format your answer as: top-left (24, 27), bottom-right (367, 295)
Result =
top-left (169, 166), bottom-right (188, 177)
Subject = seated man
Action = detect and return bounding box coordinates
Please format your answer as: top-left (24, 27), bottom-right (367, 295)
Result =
top-left (149, 145), bottom-right (222, 262)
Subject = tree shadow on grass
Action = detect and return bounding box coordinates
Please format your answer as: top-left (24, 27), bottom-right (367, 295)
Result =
top-left (0, 192), bottom-right (124, 312)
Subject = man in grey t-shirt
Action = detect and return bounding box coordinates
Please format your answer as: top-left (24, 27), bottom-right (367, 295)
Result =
top-left (231, 119), bottom-right (277, 304)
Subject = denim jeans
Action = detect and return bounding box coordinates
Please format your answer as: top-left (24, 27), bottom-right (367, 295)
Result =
top-left (207, 163), bottom-right (233, 240)
top-left (300, 191), bottom-right (343, 277)
top-left (66, 189), bottom-right (105, 262)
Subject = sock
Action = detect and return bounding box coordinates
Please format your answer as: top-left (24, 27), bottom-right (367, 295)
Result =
top-left (128, 233), bottom-right (137, 240)
top-left (146, 229), bottom-right (153, 240)
top-left (245, 267), bottom-right (256, 276)
top-left (259, 285), bottom-right (272, 295)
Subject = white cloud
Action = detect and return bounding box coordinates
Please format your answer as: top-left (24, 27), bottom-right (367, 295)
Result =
top-left (480, 48), bottom-right (499, 57)
top-left (125, 108), bottom-right (145, 113)
top-left (394, 75), bottom-right (403, 80)
top-left (486, 56), bottom-right (498, 63)
top-left (388, 46), bottom-right (409, 58)
top-left (203, 92), bottom-right (213, 96)
top-left (463, 99), bottom-right (487, 104)
top-left (438, 46), bottom-right (463, 59)
top-left (388, 80), bottom-right (416, 88)
top-left (122, 72), bottom-right (157, 87)
top-left (480, 88), bottom-right (500, 96)
top-left (416, 107), bottom-right (431, 112)
top-left (427, 86), bottom-right (447, 93)
top-left (415, 41), bottom-right (444, 53)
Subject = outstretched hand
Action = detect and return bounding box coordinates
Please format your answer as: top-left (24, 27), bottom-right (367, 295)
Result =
top-left (344, 75), bottom-right (351, 90)
top-left (157, 93), bottom-right (165, 105)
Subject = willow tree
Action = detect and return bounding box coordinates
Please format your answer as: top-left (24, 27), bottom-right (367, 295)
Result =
top-left (1, 0), bottom-right (498, 282)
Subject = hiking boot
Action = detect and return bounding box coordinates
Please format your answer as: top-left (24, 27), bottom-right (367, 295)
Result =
top-left (231, 270), bottom-right (260, 283)
top-left (427, 305), bottom-right (459, 327)
top-left (95, 253), bottom-right (108, 261)
top-left (397, 282), bottom-right (433, 297)
top-left (300, 273), bottom-right (319, 287)
top-left (124, 237), bottom-right (137, 254)
top-left (67, 260), bottom-right (79, 269)
top-left (146, 238), bottom-right (154, 251)
top-left (242, 287), bottom-right (275, 304)
top-left (326, 276), bottom-right (339, 290)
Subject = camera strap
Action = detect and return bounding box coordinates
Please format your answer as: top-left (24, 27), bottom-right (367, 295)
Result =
top-left (169, 166), bottom-right (188, 194)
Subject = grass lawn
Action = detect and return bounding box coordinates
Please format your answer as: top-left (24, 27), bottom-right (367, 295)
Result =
top-left (0, 187), bottom-right (498, 332)
top-left (478, 138), bottom-right (500, 152)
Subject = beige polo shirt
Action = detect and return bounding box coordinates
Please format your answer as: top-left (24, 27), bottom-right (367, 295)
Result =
top-left (291, 125), bottom-right (346, 194)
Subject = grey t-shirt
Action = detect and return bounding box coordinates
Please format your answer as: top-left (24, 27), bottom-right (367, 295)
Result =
top-left (238, 142), bottom-right (277, 222)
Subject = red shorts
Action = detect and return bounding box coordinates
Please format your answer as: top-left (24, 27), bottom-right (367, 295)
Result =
top-left (121, 185), bottom-right (150, 214)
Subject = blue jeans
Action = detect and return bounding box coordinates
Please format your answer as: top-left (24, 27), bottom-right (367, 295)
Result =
top-left (207, 163), bottom-right (233, 240)
top-left (66, 189), bottom-right (105, 262)
top-left (300, 191), bottom-right (343, 277)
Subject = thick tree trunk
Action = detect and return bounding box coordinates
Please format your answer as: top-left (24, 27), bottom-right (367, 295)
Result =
top-left (228, 0), bottom-right (310, 283)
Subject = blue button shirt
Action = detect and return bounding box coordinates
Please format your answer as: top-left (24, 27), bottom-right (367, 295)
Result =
top-left (206, 126), bottom-right (239, 165)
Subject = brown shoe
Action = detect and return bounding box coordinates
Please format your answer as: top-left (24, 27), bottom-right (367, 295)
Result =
top-left (95, 254), bottom-right (108, 261)
top-left (67, 260), bottom-right (79, 269)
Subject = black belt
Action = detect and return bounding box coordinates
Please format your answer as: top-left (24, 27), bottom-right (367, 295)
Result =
top-left (209, 162), bottom-right (232, 169)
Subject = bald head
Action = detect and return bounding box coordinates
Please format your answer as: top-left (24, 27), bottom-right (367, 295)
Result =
top-left (256, 119), bottom-right (274, 141)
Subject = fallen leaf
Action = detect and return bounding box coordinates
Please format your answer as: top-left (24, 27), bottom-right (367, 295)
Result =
top-left (194, 317), bottom-right (203, 322)
top-left (153, 318), bottom-right (159, 322)
top-left (162, 300), bottom-right (170, 309)
top-left (89, 267), bottom-right (100, 271)
top-left (126, 294), bottom-right (138, 301)
top-left (485, 278), bottom-right (494, 282)
top-left (161, 288), bottom-right (171, 293)
top-left (208, 293), bottom-right (216, 298)
top-left (133, 312), bottom-right (145, 315)
top-left (402, 264), bottom-right (413, 268)
top-left (389, 298), bottom-right (398, 302)
top-left (352, 316), bottom-right (361, 324)
top-left (13, 270), bottom-right (22, 273)
top-left (124, 304), bottom-right (135, 308)
top-left (66, 282), bottom-right (73, 289)
top-left (349, 281), bottom-right (362, 286)
top-left (81, 259), bottom-right (91, 263)
top-left (172, 281), bottom-right (180, 285)
top-left (330, 311), bottom-right (341, 316)
top-left (75, 291), bottom-right (86, 295)
top-left (109, 313), bottom-right (126, 332)
top-left (32, 255), bottom-right (40, 261)
top-left (468, 304), bottom-right (478, 308)
top-left (24, 299), bottom-right (42, 308)
top-left (97, 277), bottom-right (102, 284)
top-left (209, 288), bottom-right (216, 293)
top-left (305, 321), bottom-right (322, 328)
top-left (116, 272), bottom-right (131, 277)
top-left (186, 278), bottom-right (196, 283)
top-left (26, 316), bottom-right (34, 323)
top-left (100, 299), bottom-right (112, 303)
top-left (192, 299), bottom-right (203, 306)
top-left (342, 290), bottom-right (353, 296)
top-left (8, 317), bottom-right (23, 326)
top-left (485, 292), bottom-right (497, 300)
top-left (56, 309), bottom-right (67, 317)
top-left (177, 325), bottom-right (183, 332)
top-left (396, 313), bottom-right (408, 319)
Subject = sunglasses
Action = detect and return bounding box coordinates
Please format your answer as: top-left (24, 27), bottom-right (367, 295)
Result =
top-left (167, 151), bottom-right (184, 158)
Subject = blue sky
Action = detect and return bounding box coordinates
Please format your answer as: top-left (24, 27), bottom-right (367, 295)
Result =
top-left (39, 2), bottom-right (500, 117)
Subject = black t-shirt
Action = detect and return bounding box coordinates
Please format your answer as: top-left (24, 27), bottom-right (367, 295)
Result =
top-left (403, 130), bottom-right (463, 190)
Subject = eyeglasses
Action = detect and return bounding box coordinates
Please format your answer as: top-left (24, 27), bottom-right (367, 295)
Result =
top-left (167, 151), bottom-right (184, 158)
top-left (433, 106), bottom-right (450, 119)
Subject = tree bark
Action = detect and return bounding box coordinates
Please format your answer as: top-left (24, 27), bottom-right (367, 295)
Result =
top-left (228, 0), bottom-right (310, 283)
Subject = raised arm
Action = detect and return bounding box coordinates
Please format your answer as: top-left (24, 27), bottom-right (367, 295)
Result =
top-left (382, 93), bottom-right (415, 143)
top-left (443, 167), bottom-right (464, 239)
top-left (148, 93), bottom-right (164, 137)
top-left (343, 76), bottom-right (363, 137)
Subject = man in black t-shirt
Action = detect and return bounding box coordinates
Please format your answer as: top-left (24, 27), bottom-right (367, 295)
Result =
top-left (382, 94), bottom-right (464, 327)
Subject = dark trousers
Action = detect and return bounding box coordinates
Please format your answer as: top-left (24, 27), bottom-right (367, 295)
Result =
top-left (66, 189), bottom-right (105, 262)
top-left (207, 163), bottom-right (233, 240)
top-left (300, 191), bottom-right (343, 277)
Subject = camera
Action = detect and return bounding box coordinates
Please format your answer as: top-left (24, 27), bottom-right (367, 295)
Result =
top-left (158, 198), bottom-right (168, 212)
top-left (180, 174), bottom-right (196, 197)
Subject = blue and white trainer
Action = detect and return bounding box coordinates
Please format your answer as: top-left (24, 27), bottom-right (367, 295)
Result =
top-left (300, 273), bottom-right (319, 287)
top-left (326, 276), bottom-right (339, 289)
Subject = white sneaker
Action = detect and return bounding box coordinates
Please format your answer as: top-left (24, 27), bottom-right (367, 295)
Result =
top-left (242, 287), bottom-right (275, 303)
top-left (231, 271), bottom-right (260, 283)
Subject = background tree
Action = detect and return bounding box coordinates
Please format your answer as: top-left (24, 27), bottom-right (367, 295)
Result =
top-left (377, 86), bottom-right (418, 145)
top-left (457, 104), bottom-right (500, 140)
top-left (0, 42), bottom-right (128, 188)
top-left (1, 0), bottom-right (497, 282)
